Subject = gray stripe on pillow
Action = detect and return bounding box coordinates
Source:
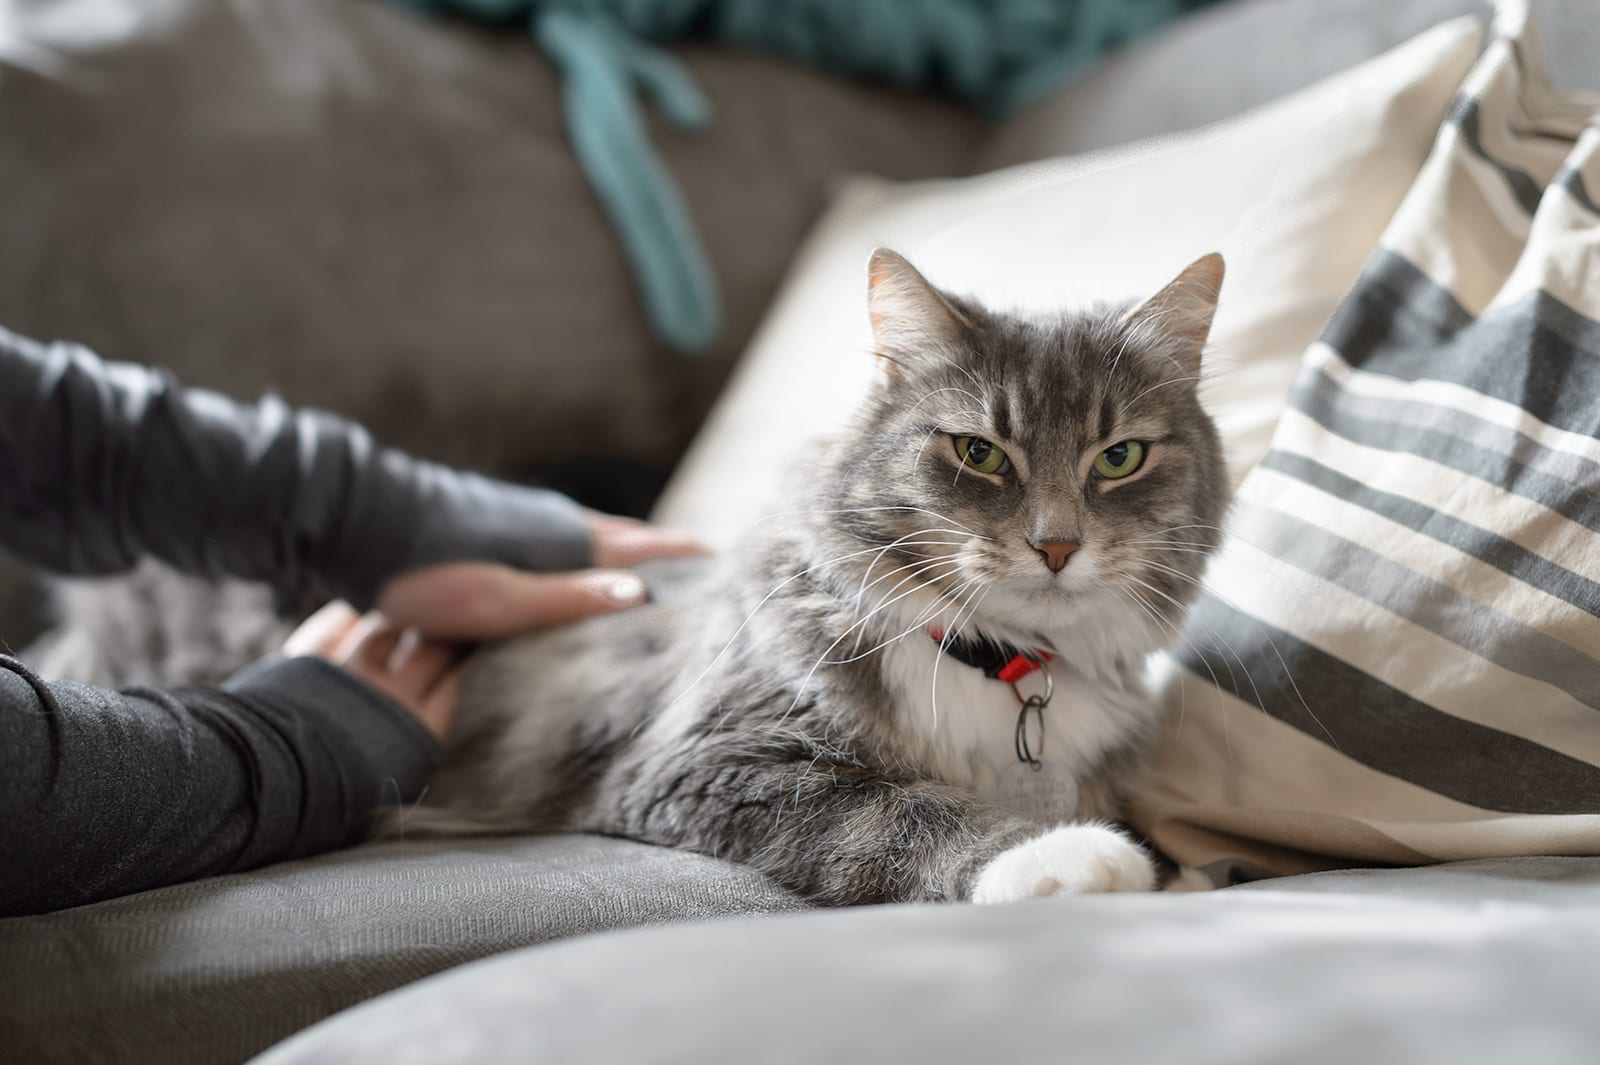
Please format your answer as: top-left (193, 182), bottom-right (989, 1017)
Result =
top-left (1181, 596), bottom-right (1600, 814)
top-left (1259, 451), bottom-right (1600, 614)
top-left (1323, 256), bottom-right (1600, 434)
top-left (1554, 166), bottom-right (1599, 216)
top-left (1324, 250), bottom-right (1473, 360)
top-left (1295, 368), bottom-right (1600, 483)
top-left (1290, 374), bottom-right (1600, 528)
top-left (1445, 97), bottom-right (1545, 214)
top-left (1230, 502), bottom-right (1600, 711)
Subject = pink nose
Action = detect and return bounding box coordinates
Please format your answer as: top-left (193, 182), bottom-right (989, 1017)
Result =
top-left (1031, 540), bottom-right (1079, 573)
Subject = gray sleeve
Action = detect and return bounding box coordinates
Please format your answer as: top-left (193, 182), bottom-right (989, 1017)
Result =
top-left (0, 325), bottom-right (592, 608)
top-left (0, 652), bottom-right (437, 917)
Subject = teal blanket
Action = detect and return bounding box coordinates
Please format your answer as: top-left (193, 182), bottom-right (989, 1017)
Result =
top-left (392, 0), bottom-right (1220, 353)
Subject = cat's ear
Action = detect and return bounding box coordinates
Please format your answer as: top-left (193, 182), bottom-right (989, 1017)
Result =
top-left (1124, 253), bottom-right (1225, 374)
top-left (867, 248), bottom-right (970, 377)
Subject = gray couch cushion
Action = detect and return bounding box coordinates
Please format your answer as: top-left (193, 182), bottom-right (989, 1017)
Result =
top-left (253, 857), bottom-right (1600, 1065)
top-left (0, 835), bottom-right (805, 1065)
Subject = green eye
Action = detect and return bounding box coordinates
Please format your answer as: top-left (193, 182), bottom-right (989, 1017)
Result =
top-left (1093, 440), bottom-right (1146, 480)
top-left (953, 435), bottom-right (1011, 475)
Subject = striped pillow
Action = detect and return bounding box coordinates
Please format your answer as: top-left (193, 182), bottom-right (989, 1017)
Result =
top-left (1133, 3), bottom-right (1600, 879)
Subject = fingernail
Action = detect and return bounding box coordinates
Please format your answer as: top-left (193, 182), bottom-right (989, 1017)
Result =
top-left (604, 575), bottom-right (647, 604)
top-left (283, 599), bottom-right (359, 657)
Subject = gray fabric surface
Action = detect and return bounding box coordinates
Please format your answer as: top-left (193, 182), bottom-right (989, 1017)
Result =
top-left (255, 857), bottom-right (1600, 1065)
top-left (0, 835), bottom-right (805, 1065)
top-left (979, 0), bottom-right (1597, 170)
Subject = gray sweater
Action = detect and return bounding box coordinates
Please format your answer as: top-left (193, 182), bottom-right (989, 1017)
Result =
top-left (0, 326), bottom-right (593, 916)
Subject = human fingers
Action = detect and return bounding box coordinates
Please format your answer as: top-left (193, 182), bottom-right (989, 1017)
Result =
top-left (334, 612), bottom-right (404, 669)
top-left (583, 511), bottom-right (709, 568)
top-left (377, 562), bottom-right (649, 642)
top-left (388, 628), bottom-right (463, 697)
top-left (283, 600), bottom-right (362, 658)
top-left (416, 664), bottom-right (463, 742)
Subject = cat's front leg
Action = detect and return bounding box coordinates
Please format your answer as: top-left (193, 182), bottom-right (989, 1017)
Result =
top-left (595, 745), bottom-right (1156, 905)
top-left (970, 822), bottom-right (1156, 903)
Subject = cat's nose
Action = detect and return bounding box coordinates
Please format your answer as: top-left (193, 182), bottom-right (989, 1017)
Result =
top-left (1030, 540), bottom-right (1079, 573)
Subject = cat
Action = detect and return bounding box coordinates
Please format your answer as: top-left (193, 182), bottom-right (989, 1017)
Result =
top-left (394, 248), bottom-right (1228, 905)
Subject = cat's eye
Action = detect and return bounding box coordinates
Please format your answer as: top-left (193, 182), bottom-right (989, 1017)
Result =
top-left (953, 435), bottom-right (1011, 475)
top-left (1092, 440), bottom-right (1146, 480)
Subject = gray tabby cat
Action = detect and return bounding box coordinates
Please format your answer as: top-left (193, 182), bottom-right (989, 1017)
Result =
top-left (399, 249), bottom-right (1227, 905)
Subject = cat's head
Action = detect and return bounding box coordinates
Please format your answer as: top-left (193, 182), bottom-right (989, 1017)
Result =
top-left (822, 248), bottom-right (1228, 657)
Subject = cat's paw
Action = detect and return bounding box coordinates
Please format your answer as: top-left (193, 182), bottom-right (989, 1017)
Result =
top-left (972, 824), bottom-right (1155, 903)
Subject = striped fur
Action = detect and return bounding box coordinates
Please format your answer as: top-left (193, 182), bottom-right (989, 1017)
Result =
top-left (393, 253), bottom-right (1229, 905)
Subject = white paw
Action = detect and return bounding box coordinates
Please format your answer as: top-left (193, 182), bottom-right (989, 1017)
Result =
top-left (972, 824), bottom-right (1156, 903)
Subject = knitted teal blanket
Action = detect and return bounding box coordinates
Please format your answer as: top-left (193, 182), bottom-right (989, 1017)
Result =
top-left (392, 0), bottom-right (1220, 353)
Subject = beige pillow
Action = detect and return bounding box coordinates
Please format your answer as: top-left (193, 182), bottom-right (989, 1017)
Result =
top-left (654, 18), bottom-right (1483, 542)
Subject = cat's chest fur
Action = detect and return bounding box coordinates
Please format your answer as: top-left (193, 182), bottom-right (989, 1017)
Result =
top-left (873, 627), bottom-right (1154, 825)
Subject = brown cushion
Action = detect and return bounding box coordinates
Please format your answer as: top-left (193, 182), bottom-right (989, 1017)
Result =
top-left (0, 0), bottom-right (980, 511)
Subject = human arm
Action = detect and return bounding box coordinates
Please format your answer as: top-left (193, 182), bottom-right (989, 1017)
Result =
top-left (0, 651), bottom-right (429, 916)
top-left (0, 325), bottom-right (701, 914)
top-left (0, 324), bottom-right (597, 610)
top-left (0, 596), bottom-right (472, 917)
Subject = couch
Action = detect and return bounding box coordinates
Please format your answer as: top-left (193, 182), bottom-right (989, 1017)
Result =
top-left (3, 1), bottom-right (1598, 1062)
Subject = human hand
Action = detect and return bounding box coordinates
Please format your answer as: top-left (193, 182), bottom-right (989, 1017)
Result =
top-left (374, 511), bottom-right (707, 642)
top-left (581, 510), bottom-right (707, 568)
top-left (284, 601), bottom-right (462, 742)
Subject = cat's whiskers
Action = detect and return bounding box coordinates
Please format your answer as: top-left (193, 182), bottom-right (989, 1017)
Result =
top-left (1123, 374), bottom-right (1206, 410)
top-left (1126, 582), bottom-right (1242, 762)
top-left (849, 555), bottom-right (964, 633)
top-left (830, 568), bottom-right (985, 736)
top-left (1122, 573), bottom-right (1244, 691)
top-left (841, 517), bottom-right (994, 654)
top-left (911, 412), bottom-right (986, 476)
top-left (1106, 303), bottom-right (1178, 380)
top-left (1115, 584), bottom-right (1223, 752)
top-left (1136, 558), bottom-right (1335, 748)
top-left (1122, 570), bottom-right (1331, 760)
top-left (1122, 533), bottom-right (1218, 547)
top-left (852, 531), bottom-right (966, 596)
top-left (668, 530), bottom-right (982, 708)
top-left (851, 345), bottom-right (985, 397)
top-left (1120, 540), bottom-right (1216, 554)
top-left (900, 385), bottom-right (990, 426)
top-left (1145, 521), bottom-right (1227, 539)
top-left (844, 532), bottom-right (973, 650)
top-left (783, 556), bottom-right (973, 721)
top-left (928, 352), bottom-right (984, 394)
top-left (751, 505), bottom-right (990, 538)
top-left (831, 567), bottom-right (983, 667)
top-left (927, 582), bottom-right (990, 734)
top-left (848, 553), bottom-right (966, 656)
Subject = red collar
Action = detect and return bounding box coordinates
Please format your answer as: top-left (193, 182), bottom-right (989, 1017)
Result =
top-left (928, 627), bottom-right (1053, 684)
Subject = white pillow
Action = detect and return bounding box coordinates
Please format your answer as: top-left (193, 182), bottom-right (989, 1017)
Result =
top-left (653, 18), bottom-right (1483, 543)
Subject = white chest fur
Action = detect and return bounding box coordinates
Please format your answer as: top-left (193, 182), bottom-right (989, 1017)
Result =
top-left (877, 625), bottom-right (1153, 826)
